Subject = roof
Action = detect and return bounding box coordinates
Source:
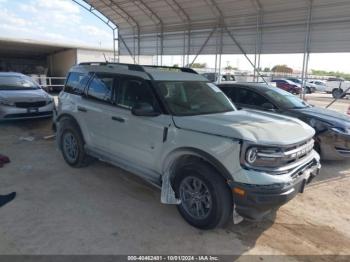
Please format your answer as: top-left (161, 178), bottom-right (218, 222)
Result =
top-left (84, 0), bottom-right (350, 56)
top-left (70, 63), bottom-right (208, 81)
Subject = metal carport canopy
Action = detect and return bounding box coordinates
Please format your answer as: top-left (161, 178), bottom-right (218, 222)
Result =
top-left (84, 0), bottom-right (350, 57)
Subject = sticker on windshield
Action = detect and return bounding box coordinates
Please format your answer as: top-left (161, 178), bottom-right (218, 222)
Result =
top-left (207, 83), bottom-right (222, 93)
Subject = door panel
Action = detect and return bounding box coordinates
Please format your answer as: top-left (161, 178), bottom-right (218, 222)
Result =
top-left (82, 74), bottom-right (116, 151)
top-left (107, 77), bottom-right (172, 171)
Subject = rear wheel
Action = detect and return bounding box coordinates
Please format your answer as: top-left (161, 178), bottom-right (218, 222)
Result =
top-left (305, 87), bottom-right (311, 94)
top-left (174, 160), bottom-right (232, 229)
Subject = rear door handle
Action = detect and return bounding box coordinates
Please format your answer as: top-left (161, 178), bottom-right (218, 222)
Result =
top-left (112, 116), bottom-right (125, 123)
top-left (77, 106), bottom-right (87, 113)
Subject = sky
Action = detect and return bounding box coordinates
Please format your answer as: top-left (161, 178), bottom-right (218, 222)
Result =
top-left (1, 0), bottom-right (350, 73)
top-left (0, 0), bottom-right (112, 49)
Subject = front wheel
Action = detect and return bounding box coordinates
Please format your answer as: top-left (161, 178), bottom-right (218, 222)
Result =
top-left (174, 160), bottom-right (232, 229)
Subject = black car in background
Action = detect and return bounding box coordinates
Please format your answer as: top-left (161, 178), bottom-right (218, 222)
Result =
top-left (218, 82), bottom-right (350, 160)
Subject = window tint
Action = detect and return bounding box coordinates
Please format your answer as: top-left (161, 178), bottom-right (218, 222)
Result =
top-left (65, 72), bottom-right (89, 95)
top-left (116, 78), bottom-right (158, 110)
top-left (218, 85), bottom-right (236, 102)
top-left (236, 88), bottom-right (271, 107)
top-left (87, 74), bottom-right (114, 102)
top-left (155, 81), bottom-right (234, 116)
top-left (218, 85), bottom-right (231, 95)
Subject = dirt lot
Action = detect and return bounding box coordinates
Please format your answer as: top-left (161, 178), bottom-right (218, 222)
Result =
top-left (0, 95), bottom-right (349, 259)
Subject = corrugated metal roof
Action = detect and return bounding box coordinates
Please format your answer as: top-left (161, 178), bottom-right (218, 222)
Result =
top-left (84, 0), bottom-right (350, 56)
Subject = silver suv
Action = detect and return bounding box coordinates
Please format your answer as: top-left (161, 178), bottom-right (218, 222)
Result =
top-left (54, 63), bottom-right (321, 229)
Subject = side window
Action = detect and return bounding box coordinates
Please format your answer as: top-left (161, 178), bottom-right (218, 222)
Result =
top-left (87, 74), bottom-right (114, 102)
top-left (65, 72), bottom-right (89, 95)
top-left (219, 85), bottom-right (236, 102)
top-left (116, 78), bottom-right (159, 110)
top-left (236, 89), bottom-right (271, 108)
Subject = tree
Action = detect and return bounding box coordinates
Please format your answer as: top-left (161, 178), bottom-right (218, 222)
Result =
top-left (191, 63), bottom-right (207, 68)
top-left (311, 69), bottom-right (350, 80)
top-left (173, 64), bottom-right (179, 67)
top-left (271, 65), bottom-right (293, 74)
top-left (263, 67), bottom-right (271, 72)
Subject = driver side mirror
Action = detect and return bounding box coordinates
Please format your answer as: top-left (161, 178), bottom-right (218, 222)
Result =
top-left (262, 103), bottom-right (276, 111)
top-left (131, 103), bottom-right (160, 117)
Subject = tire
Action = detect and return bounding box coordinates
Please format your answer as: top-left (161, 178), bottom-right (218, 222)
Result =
top-left (174, 159), bottom-right (232, 229)
top-left (305, 87), bottom-right (311, 94)
top-left (59, 118), bottom-right (89, 168)
top-left (332, 88), bottom-right (344, 99)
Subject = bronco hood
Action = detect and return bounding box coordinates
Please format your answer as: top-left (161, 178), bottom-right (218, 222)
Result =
top-left (173, 109), bottom-right (315, 146)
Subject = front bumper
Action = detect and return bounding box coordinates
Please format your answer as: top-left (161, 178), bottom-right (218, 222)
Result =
top-left (0, 104), bottom-right (53, 120)
top-left (230, 158), bottom-right (321, 221)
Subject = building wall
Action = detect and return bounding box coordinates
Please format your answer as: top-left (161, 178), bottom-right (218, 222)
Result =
top-left (48, 49), bottom-right (154, 76)
top-left (0, 57), bottom-right (47, 74)
top-left (48, 49), bottom-right (77, 77)
top-left (77, 49), bottom-right (114, 64)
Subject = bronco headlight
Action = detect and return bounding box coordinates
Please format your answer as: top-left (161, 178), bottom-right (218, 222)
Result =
top-left (0, 98), bottom-right (15, 107)
top-left (241, 144), bottom-right (284, 169)
top-left (246, 147), bottom-right (258, 164)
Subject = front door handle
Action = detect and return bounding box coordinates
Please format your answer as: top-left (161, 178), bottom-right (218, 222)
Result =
top-left (112, 116), bottom-right (125, 123)
top-left (78, 106), bottom-right (87, 112)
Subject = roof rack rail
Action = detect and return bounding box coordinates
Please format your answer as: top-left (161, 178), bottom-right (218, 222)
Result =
top-left (78, 62), bottom-right (145, 72)
top-left (141, 65), bottom-right (198, 74)
top-left (78, 62), bottom-right (198, 74)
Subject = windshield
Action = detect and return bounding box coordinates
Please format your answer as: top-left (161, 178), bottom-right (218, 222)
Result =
top-left (265, 88), bottom-right (310, 109)
top-left (155, 81), bottom-right (235, 116)
top-left (0, 76), bottom-right (40, 90)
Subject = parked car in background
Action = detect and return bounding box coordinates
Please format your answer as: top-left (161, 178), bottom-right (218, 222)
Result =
top-left (54, 63), bottom-right (320, 229)
top-left (287, 77), bottom-right (316, 93)
top-left (271, 79), bottom-right (302, 94)
top-left (218, 82), bottom-right (350, 160)
top-left (324, 79), bottom-right (350, 98)
top-left (0, 72), bottom-right (54, 120)
top-left (308, 80), bottom-right (326, 92)
top-left (201, 72), bottom-right (236, 84)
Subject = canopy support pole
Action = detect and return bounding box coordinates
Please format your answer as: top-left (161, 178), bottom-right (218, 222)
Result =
top-left (217, 25), bottom-right (224, 84)
top-left (225, 27), bottom-right (268, 85)
top-left (190, 27), bottom-right (217, 66)
top-left (301, 0), bottom-right (313, 100)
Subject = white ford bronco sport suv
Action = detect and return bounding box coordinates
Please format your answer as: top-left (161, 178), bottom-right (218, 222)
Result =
top-left (54, 62), bottom-right (321, 229)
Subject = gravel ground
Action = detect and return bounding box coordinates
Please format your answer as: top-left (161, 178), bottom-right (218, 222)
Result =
top-left (0, 95), bottom-right (349, 259)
